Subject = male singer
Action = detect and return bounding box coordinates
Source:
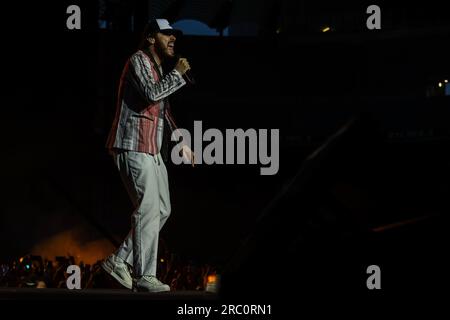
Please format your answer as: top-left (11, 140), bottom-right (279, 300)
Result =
top-left (103, 19), bottom-right (194, 292)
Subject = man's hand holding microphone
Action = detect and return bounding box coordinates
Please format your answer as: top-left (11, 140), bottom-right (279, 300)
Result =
top-left (175, 57), bottom-right (190, 75)
top-left (174, 56), bottom-right (195, 85)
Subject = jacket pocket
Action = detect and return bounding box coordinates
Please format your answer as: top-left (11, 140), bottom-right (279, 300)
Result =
top-left (132, 113), bottom-right (155, 121)
top-left (131, 114), bottom-right (157, 144)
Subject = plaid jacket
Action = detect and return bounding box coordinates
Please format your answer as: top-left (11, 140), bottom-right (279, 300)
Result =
top-left (106, 50), bottom-right (186, 155)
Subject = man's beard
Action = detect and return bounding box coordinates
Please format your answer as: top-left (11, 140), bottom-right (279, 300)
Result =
top-left (155, 43), bottom-right (174, 61)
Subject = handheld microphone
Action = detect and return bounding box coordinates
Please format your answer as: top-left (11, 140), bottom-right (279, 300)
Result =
top-left (184, 69), bottom-right (196, 86)
top-left (175, 54), bottom-right (196, 85)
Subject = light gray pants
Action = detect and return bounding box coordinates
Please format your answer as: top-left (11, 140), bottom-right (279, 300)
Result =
top-left (113, 151), bottom-right (171, 277)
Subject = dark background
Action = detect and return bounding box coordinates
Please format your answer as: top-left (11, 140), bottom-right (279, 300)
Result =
top-left (1, 0), bottom-right (449, 294)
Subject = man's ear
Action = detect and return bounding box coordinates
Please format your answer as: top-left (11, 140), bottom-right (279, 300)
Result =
top-left (147, 36), bottom-right (156, 45)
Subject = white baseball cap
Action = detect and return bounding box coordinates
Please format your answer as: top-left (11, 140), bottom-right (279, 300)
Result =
top-left (144, 18), bottom-right (183, 38)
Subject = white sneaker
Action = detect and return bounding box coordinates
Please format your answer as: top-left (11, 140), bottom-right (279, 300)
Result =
top-left (101, 254), bottom-right (133, 289)
top-left (133, 275), bottom-right (170, 292)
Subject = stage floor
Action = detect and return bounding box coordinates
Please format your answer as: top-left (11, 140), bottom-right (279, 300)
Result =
top-left (0, 287), bottom-right (218, 300)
